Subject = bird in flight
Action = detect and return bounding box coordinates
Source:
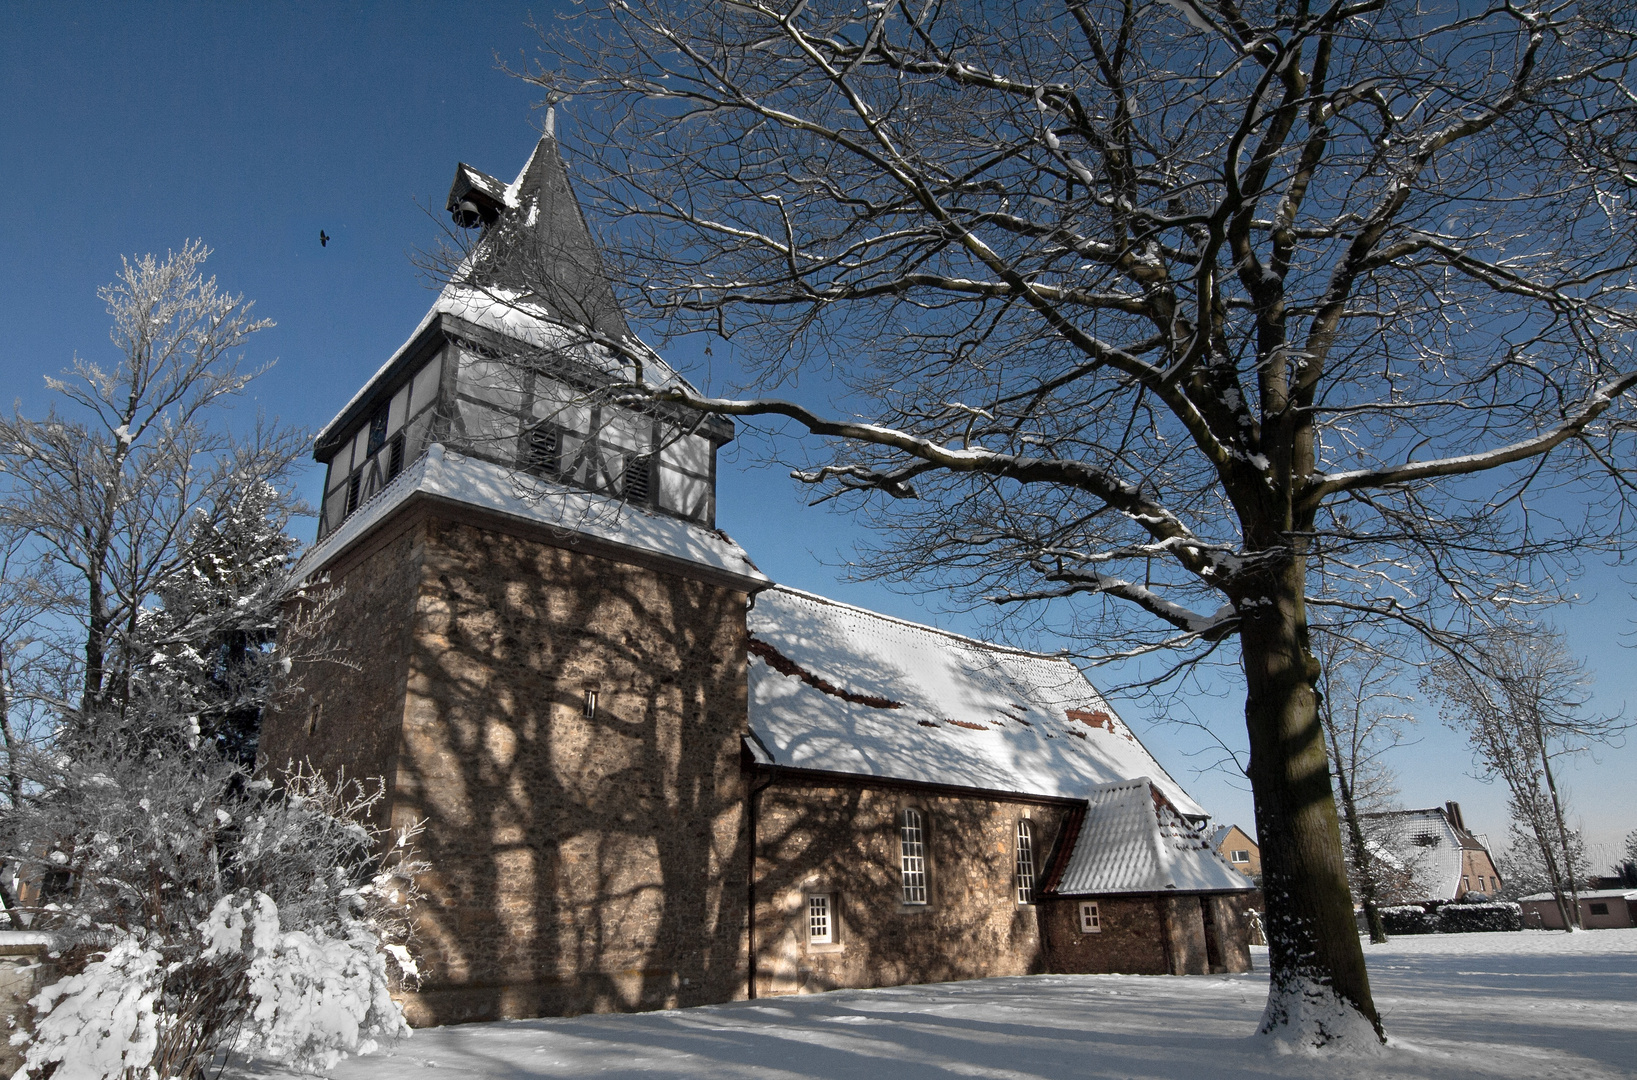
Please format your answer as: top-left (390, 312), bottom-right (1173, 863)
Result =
top-left (320, 230), bottom-right (330, 247)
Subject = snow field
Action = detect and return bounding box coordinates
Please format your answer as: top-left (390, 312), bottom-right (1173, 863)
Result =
top-left (241, 929), bottom-right (1637, 1080)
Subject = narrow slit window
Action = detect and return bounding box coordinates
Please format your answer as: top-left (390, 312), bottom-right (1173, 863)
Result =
top-left (367, 407), bottom-right (389, 456)
top-left (1015, 819), bottom-right (1036, 904)
top-left (582, 688), bottom-right (599, 719)
top-left (345, 472), bottom-right (362, 515)
top-left (900, 808), bottom-right (927, 905)
top-left (305, 700), bottom-right (321, 736)
top-left (807, 893), bottom-right (832, 944)
top-left (1079, 901), bottom-right (1101, 934)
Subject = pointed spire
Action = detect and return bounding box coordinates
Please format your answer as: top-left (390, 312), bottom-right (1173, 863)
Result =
top-left (446, 127), bottom-right (630, 341)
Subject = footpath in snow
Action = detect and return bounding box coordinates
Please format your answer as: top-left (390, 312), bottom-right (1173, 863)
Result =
top-left (248, 929), bottom-right (1637, 1080)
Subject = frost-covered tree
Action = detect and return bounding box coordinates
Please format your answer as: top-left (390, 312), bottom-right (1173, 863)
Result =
top-left (1426, 624), bottom-right (1623, 929)
top-left (506, 0), bottom-right (1637, 1044)
top-left (3, 747), bottom-right (421, 1080)
top-left (1313, 632), bottom-right (1413, 944)
top-left (0, 241), bottom-right (305, 744)
top-left (133, 480), bottom-right (301, 765)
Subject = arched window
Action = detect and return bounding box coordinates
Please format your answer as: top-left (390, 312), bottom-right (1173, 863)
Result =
top-left (1015, 818), bottom-right (1036, 904)
top-left (899, 808), bottom-right (927, 904)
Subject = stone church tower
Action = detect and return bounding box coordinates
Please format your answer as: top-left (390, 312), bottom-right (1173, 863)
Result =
top-left (261, 130), bottom-right (769, 1025)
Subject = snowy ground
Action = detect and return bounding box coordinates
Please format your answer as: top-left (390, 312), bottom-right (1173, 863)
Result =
top-left (255, 929), bottom-right (1637, 1080)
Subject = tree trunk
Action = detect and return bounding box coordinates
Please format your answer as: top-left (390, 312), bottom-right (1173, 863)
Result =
top-left (1534, 723), bottom-right (1582, 929)
top-left (1332, 764), bottom-right (1388, 944)
top-left (1242, 557), bottom-right (1383, 1042)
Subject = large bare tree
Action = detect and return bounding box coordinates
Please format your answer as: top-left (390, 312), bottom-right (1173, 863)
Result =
top-left (1313, 629), bottom-right (1414, 944)
top-left (1425, 624), bottom-right (1624, 930)
top-left (497, 0), bottom-right (1637, 1044)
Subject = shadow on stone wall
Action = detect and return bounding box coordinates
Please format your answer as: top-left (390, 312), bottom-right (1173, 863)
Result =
top-left (374, 519), bottom-right (752, 1024)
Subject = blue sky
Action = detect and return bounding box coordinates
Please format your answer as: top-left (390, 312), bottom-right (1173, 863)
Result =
top-left (3, 2), bottom-right (1633, 863)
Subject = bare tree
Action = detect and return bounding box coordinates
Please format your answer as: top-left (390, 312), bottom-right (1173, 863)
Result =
top-left (1313, 630), bottom-right (1414, 943)
top-left (0, 242), bottom-right (306, 744)
top-left (1425, 624), bottom-right (1625, 929)
top-left (494, 0), bottom-right (1637, 1044)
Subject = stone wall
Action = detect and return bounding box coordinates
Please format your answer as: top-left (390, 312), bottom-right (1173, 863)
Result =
top-left (0, 935), bottom-right (58, 1076)
top-left (1039, 892), bottom-right (1253, 975)
top-left (748, 778), bottom-right (1078, 996)
top-left (265, 503), bottom-right (754, 1025)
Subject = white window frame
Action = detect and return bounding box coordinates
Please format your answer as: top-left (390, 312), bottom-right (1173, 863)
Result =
top-left (1015, 819), bottom-right (1036, 904)
top-left (1231, 849), bottom-right (1250, 864)
top-left (900, 808), bottom-right (928, 905)
top-left (1079, 900), bottom-right (1102, 934)
top-left (582, 688), bottom-right (599, 719)
top-left (807, 893), bottom-right (833, 944)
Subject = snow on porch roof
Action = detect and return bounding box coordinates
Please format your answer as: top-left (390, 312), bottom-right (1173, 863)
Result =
top-left (1049, 778), bottom-right (1253, 896)
top-left (745, 586), bottom-right (1205, 815)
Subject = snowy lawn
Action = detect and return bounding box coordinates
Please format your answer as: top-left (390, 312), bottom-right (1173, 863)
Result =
top-left (248, 929), bottom-right (1637, 1080)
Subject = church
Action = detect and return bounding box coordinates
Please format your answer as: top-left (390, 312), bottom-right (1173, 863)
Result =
top-left (261, 128), bottom-right (1256, 1027)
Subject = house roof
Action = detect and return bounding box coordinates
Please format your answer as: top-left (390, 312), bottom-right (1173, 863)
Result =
top-left (1519, 889), bottom-right (1637, 903)
top-left (289, 443), bottom-right (768, 590)
top-left (744, 586), bottom-right (1205, 815)
top-left (1361, 807), bottom-right (1468, 900)
top-left (315, 132), bottom-right (702, 460)
top-left (1048, 778), bottom-right (1253, 896)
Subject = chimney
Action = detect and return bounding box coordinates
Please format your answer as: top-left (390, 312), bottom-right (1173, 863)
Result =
top-left (1445, 801), bottom-right (1465, 832)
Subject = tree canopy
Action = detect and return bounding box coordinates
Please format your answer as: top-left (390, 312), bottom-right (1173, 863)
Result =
top-left (505, 0), bottom-right (1637, 1045)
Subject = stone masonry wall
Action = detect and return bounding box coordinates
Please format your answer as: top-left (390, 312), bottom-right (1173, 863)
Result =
top-left (749, 779), bottom-right (1076, 996)
top-left (1039, 892), bottom-right (1253, 975)
top-left (393, 516), bottom-right (752, 1025)
top-left (261, 518), bottom-right (426, 806)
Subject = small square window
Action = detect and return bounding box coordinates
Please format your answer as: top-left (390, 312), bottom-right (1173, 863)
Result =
top-left (1231, 850), bottom-right (1250, 863)
top-left (583, 688), bottom-right (599, 719)
top-left (808, 893), bottom-right (833, 944)
top-left (1589, 902), bottom-right (1610, 916)
top-left (1079, 901), bottom-right (1101, 934)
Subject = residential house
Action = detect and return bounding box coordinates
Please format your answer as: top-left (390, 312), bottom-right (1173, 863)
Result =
top-left (1361, 802), bottom-right (1501, 902)
top-left (1210, 824), bottom-right (1260, 879)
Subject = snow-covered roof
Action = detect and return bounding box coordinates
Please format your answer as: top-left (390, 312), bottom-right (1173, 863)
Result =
top-left (1363, 808), bottom-right (1467, 901)
top-left (1518, 890), bottom-right (1637, 903)
top-left (744, 587), bottom-right (1204, 814)
top-left (290, 443), bottom-right (767, 590)
top-left (1048, 778), bottom-right (1253, 896)
top-left (315, 133), bottom-right (695, 456)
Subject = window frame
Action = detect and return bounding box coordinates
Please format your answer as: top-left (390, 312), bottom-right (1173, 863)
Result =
top-left (1079, 900), bottom-right (1102, 934)
top-left (807, 892), bottom-right (834, 944)
top-left (899, 807), bottom-right (928, 906)
top-left (1231, 849), bottom-right (1251, 863)
top-left (1015, 818), bottom-right (1036, 905)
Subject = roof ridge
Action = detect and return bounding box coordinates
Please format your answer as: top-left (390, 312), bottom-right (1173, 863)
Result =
top-left (765, 584), bottom-right (1076, 662)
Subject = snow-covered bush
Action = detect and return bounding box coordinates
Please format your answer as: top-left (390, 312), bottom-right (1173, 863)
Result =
top-left (1435, 902), bottom-right (1523, 934)
top-left (1378, 905), bottom-right (1436, 935)
top-left (4, 749), bottom-right (421, 1079)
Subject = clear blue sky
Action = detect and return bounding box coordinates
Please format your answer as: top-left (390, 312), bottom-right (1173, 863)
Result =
top-left (3, 2), bottom-right (1632, 864)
